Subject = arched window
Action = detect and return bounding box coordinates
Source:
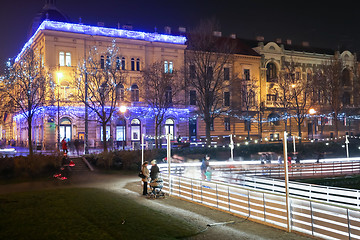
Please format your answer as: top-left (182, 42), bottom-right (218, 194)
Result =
top-left (165, 119), bottom-right (174, 139)
top-left (342, 68), bottom-right (351, 86)
top-left (266, 62), bottom-right (277, 82)
top-left (121, 57), bottom-right (126, 70)
top-left (116, 57), bottom-right (120, 70)
top-left (165, 86), bottom-right (172, 105)
top-left (100, 55), bottom-right (105, 69)
top-left (116, 83), bottom-right (125, 101)
top-left (131, 58), bottom-right (135, 71)
top-left (131, 84), bottom-right (139, 102)
top-left (136, 58), bottom-right (140, 71)
top-left (60, 117), bottom-right (72, 141)
top-left (116, 118), bottom-right (126, 144)
top-left (131, 119), bottom-right (141, 141)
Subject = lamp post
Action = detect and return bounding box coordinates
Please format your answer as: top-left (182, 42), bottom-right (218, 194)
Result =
top-left (56, 72), bottom-right (63, 151)
top-left (309, 108), bottom-right (316, 139)
top-left (119, 105), bottom-right (127, 150)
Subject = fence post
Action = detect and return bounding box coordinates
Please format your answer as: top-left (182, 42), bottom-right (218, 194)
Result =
top-left (347, 208), bottom-right (351, 240)
top-left (283, 131), bottom-right (291, 232)
top-left (310, 201), bottom-right (314, 236)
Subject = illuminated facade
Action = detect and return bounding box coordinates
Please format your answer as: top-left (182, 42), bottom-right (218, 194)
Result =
top-left (11, 20), bottom-right (188, 150)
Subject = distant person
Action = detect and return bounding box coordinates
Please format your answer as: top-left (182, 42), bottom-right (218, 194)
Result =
top-left (141, 161), bottom-right (150, 195)
top-left (201, 155), bottom-right (210, 180)
top-left (74, 138), bottom-right (80, 156)
top-left (61, 137), bottom-right (68, 153)
top-left (150, 160), bottom-right (160, 180)
top-left (278, 155), bottom-right (283, 164)
top-left (61, 152), bottom-right (71, 178)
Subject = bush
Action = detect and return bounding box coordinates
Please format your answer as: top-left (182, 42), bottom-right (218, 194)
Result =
top-left (0, 154), bottom-right (60, 179)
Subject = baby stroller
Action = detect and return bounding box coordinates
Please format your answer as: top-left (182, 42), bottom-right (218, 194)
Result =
top-left (147, 178), bottom-right (165, 199)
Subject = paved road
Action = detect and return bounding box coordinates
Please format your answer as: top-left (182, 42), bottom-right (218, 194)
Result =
top-left (0, 172), bottom-right (312, 240)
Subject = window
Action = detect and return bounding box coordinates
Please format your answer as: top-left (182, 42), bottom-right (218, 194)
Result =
top-left (342, 92), bottom-right (351, 105)
top-left (116, 57), bottom-right (121, 70)
top-left (342, 68), bottom-right (351, 86)
top-left (121, 57), bottom-right (126, 70)
top-left (249, 90), bottom-right (255, 106)
top-left (266, 94), bottom-right (277, 102)
top-left (59, 51), bottom-right (71, 67)
top-left (59, 52), bottom-right (65, 66)
top-left (100, 56), bottom-right (105, 69)
top-left (164, 61), bottom-right (168, 73)
top-left (136, 58), bottom-right (140, 71)
top-left (116, 119), bottom-right (126, 142)
top-left (100, 126), bottom-right (111, 141)
top-left (189, 90), bottom-right (196, 105)
top-left (190, 65), bottom-right (196, 78)
top-left (131, 84), bottom-right (139, 102)
top-left (224, 67), bottom-right (230, 80)
top-left (131, 58), bottom-right (135, 71)
top-left (244, 69), bottom-right (250, 80)
top-left (165, 86), bottom-right (172, 105)
top-left (224, 117), bottom-right (230, 131)
top-left (65, 52), bottom-right (71, 67)
top-left (266, 62), bottom-right (277, 82)
top-left (169, 61), bottom-right (173, 73)
top-left (165, 119), bottom-right (174, 139)
top-left (224, 92), bottom-right (230, 106)
top-left (116, 83), bottom-right (125, 101)
top-left (164, 61), bottom-right (173, 73)
top-left (131, 119), bottom-right (141, 141)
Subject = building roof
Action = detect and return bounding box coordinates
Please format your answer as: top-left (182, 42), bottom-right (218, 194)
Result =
top-left (16, 20), bottom-right (187, 62)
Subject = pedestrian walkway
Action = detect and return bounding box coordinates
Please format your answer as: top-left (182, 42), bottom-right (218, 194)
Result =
top-left (0, 171), bottom-right (311, 239)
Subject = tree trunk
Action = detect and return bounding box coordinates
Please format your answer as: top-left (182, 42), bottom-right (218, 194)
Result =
top-left (297, 119), bottom-right (302, 144)
top-left (155, 121), bottom-right (159, 149)
top-left (102, 121), bottom-right (108, 153)
top-left (28, 118), bottom-right (33, 156)
top-left (334, 111), bottom-right (339, 138)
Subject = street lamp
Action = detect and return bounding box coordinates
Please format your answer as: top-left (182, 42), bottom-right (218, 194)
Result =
top-left (309, 108), bottom-right (316, 139)
top-left (56, 72), bottom-right (63, 151)
top-left (119, 105), bottom-right (127, 150)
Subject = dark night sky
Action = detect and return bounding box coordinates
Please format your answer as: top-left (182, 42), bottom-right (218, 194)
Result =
top-left (1, 0), bottom-right (359, 71)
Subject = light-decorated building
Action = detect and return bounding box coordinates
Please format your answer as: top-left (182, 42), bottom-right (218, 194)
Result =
top-left (4, 1), bottom-right (360, 150)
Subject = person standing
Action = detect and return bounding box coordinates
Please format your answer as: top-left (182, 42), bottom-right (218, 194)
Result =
top-left (200, 155), bottom-right (210, 180)
top-left (61, 137), bottom-right (68, 153)
top-left (74, 138), bottom-right (80, 156)
top-left (141, 161), bottom-right (150, 195)
top-left (150, 160), bottom-right (160, 180)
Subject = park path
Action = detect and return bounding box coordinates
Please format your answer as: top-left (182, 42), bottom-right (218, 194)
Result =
top-left (0, 172), bottom-right (312, 240)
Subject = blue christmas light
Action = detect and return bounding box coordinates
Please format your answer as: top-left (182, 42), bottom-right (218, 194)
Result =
top-left (15, 20), bottom-right (187, 62)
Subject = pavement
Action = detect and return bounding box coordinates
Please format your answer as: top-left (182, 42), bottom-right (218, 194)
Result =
top-left (0, 170), bottom-right (313, 240)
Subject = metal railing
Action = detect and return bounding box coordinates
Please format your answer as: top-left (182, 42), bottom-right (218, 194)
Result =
top-left (162, 174), bottom-right (360, 240)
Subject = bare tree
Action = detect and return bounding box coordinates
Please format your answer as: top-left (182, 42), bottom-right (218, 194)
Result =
top-left (283, 60), bottom-right (312, 142)
top-left (314, 57), bottom-right (343, 138)
top-left (0, 48), bottom-right (48, 155)
top-left (185, 19), bottom-right (235, 145)
top-left (74, 41), bottom-right (126, 153)
top-left (141, 61), bottom-right (184, 148)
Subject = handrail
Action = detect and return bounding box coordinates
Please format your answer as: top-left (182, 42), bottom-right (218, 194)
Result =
top-left (161, 173), bottom-right (360, 240)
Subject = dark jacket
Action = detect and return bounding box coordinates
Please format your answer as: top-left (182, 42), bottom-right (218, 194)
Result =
top-left (150, 164), bottom-right (160, 180)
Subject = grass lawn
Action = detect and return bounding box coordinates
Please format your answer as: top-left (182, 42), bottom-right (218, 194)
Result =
top-left (0, 188), bottom-right (197, 240)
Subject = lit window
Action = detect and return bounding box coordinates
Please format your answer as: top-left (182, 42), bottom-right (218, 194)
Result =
top-left (121, 57), bottom-right (126, 70)
top-left (65, 52), bottom-right (71, 67)
top-left (116, 57), bottom-right (120, 70)
top-left (59, 52), bottom-right (65, 66)
top-left (244, 69), bottom-right (250, 80)
top-left (131, 58), bottom-right (135, 71)
top-left (136, 58), bottom-right (140, 71)
top-left (164, 61), bottom-right (168, 73)
top-left (169, 61), bottom-right (173, 73)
